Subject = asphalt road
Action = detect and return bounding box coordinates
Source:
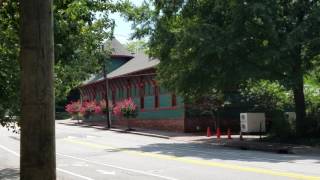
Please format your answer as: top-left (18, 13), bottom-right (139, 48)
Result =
top-left (1, 122), bottom-right (320, 180)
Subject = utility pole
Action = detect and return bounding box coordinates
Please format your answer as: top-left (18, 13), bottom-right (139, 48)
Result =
top-left (103, 59), bottom-right (111, 129)
top-left (103, 20), bottom-right (115, 129)
top-left (20, 0), bottom-right (56, 179)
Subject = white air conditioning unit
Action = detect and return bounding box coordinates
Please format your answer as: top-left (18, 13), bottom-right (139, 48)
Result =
top-left (240, 113), bottom-right (266, 133)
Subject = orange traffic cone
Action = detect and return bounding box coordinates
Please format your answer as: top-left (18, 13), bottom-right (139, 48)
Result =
top-left (216, 128), bottom-right (221, 139)
top-left (227, 128), bottom-right (232, 139)
top-left (206, 127), bottom-right (212, 137)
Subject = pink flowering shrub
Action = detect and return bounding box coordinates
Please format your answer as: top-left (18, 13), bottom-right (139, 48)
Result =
top-left (113, 98), bottom-right (138, 118)
top-left (80, 101), bottom-right (101, 116)
top-left (65, 101), bottom-right (82, 115)
top-left (99, 100), bottom-right (110, 114)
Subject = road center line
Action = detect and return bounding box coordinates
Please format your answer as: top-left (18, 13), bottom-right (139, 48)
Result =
top-left (63, 138), bottom-right (320, 180)
top-left (0, 144), bottom-right (94, 180)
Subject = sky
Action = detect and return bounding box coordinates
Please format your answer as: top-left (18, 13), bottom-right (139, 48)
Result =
top-left (110, 0), bottom-right (145, 44)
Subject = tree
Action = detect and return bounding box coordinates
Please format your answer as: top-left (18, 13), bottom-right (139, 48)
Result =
top-left (0, 0), bottom-right (128, 126)
top-left (53, 0), bottom-right (118, 102)
top-left (125, 40), bottom-right (148, 54)
top-left (20, 0), bottom-right (55, 179)
top-left (0, 0), bottom-right (20, 128)
top-left (239, 80), bottom-right (293, 113)
top-left (125, 0), bottom-right (320, 135)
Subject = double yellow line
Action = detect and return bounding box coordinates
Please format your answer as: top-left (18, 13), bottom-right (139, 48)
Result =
top-left (64, 138), bottom-right (320, 180)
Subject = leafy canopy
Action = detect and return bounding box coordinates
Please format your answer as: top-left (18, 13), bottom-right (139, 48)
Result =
top-left (125, 0), bottom-right (320, 94)
top-left (0, 0), bottom-right (128, 126)
top-left (123, 0), bottom-right (320, 135)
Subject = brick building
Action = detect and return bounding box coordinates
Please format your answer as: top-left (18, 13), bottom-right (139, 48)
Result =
top-left (79, 39), bottom-right (234, 132)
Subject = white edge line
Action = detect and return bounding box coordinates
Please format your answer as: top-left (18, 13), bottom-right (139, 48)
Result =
top-left (56, 168), bottom-right (94, 180)
top-left (57, 153), bottom-right (178, 180)
top-left (0, 145), bottom-right (93, 180)
top-left (0, 144), bottom-right (20, 157)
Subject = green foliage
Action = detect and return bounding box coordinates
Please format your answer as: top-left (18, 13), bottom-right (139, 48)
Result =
top-left (269, 111), bottom-right (295, 139)
top-left (240, 80), bottom-right (294, 113)
top-left (53, 0), bottom-right (118, 102)
top-left (305, 84), bottom-right (320, 113)
top-left (125, 40), bottom-right (148, 54)
top-left (124, 0), bottom-right (320, 134)
top-left (125, 0), bottom-right (320, 93)
top-left (304, 85), bottom-right (320, 136)
top-left (241, 80), bottom-right (320, 137)
top-left (0, 0), bottom-right (128, 126)
top-left (0, 0), bottom-right (20, 126)
top-left (185, 91), bottom-right (224, 118)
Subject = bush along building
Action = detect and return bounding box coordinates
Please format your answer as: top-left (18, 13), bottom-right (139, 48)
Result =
top-left (79, 39), bottom-right (240, 132)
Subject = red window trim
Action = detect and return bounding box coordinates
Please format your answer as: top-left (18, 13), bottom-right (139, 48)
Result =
top-left (140, 82), bottom-right (145, 109)
top-left (154, 86), bottom-right (159, 108)
top-left (172, 93), bottom-right (177, 107)
top-left (112, 89), bottom-right (116, 105)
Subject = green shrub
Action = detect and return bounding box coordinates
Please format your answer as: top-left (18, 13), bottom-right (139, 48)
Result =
top-left (240, 80), bottom-right (294, 113)
top-left (269, 111), bottom-right (295, 139)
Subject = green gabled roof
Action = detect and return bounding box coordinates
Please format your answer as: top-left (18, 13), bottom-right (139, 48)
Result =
top-left (106, 38), bottom-right (133, 58)
top-left (81, 39), bottom-right (159, 87)
top-left (108, 51), bottom-right (159, 79)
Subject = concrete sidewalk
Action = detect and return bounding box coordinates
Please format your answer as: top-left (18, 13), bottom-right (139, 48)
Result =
top-left (58, 119), bottom-right (320, 156)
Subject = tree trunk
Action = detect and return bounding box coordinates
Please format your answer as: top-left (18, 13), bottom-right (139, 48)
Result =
top-left (20, 0), bottom-right (56, 179)
top-left (292, 75), bottom-right (307, 136)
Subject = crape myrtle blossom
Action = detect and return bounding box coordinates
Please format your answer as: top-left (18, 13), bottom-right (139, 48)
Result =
top-left (113, 98), bottom-right (138, 118)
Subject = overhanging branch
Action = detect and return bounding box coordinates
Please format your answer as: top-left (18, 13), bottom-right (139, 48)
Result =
top-left (0, 0), bottom-right (4, 8)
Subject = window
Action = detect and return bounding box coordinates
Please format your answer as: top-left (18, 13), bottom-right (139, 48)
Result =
top-left (144, 83), bottom-right (149, 96)
top-left (131, 86), bottom-right (136, 97)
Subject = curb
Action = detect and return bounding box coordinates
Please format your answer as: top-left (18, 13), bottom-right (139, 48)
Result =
top-left (58, 122), bottom-right (170, 139)
top-left (108, 128), bottom-right (170, 139)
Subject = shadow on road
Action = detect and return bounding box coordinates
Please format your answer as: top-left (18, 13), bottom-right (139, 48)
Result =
top-left (58, 122), bottom-right (320, 164)
top-left (0, 168), bottom-right (19, 180)
top-left (120, 142), bottom-right (320, 164)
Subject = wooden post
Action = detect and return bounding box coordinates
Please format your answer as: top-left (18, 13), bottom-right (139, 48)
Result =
top-left (20, 0), bottom-right (56, 179)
